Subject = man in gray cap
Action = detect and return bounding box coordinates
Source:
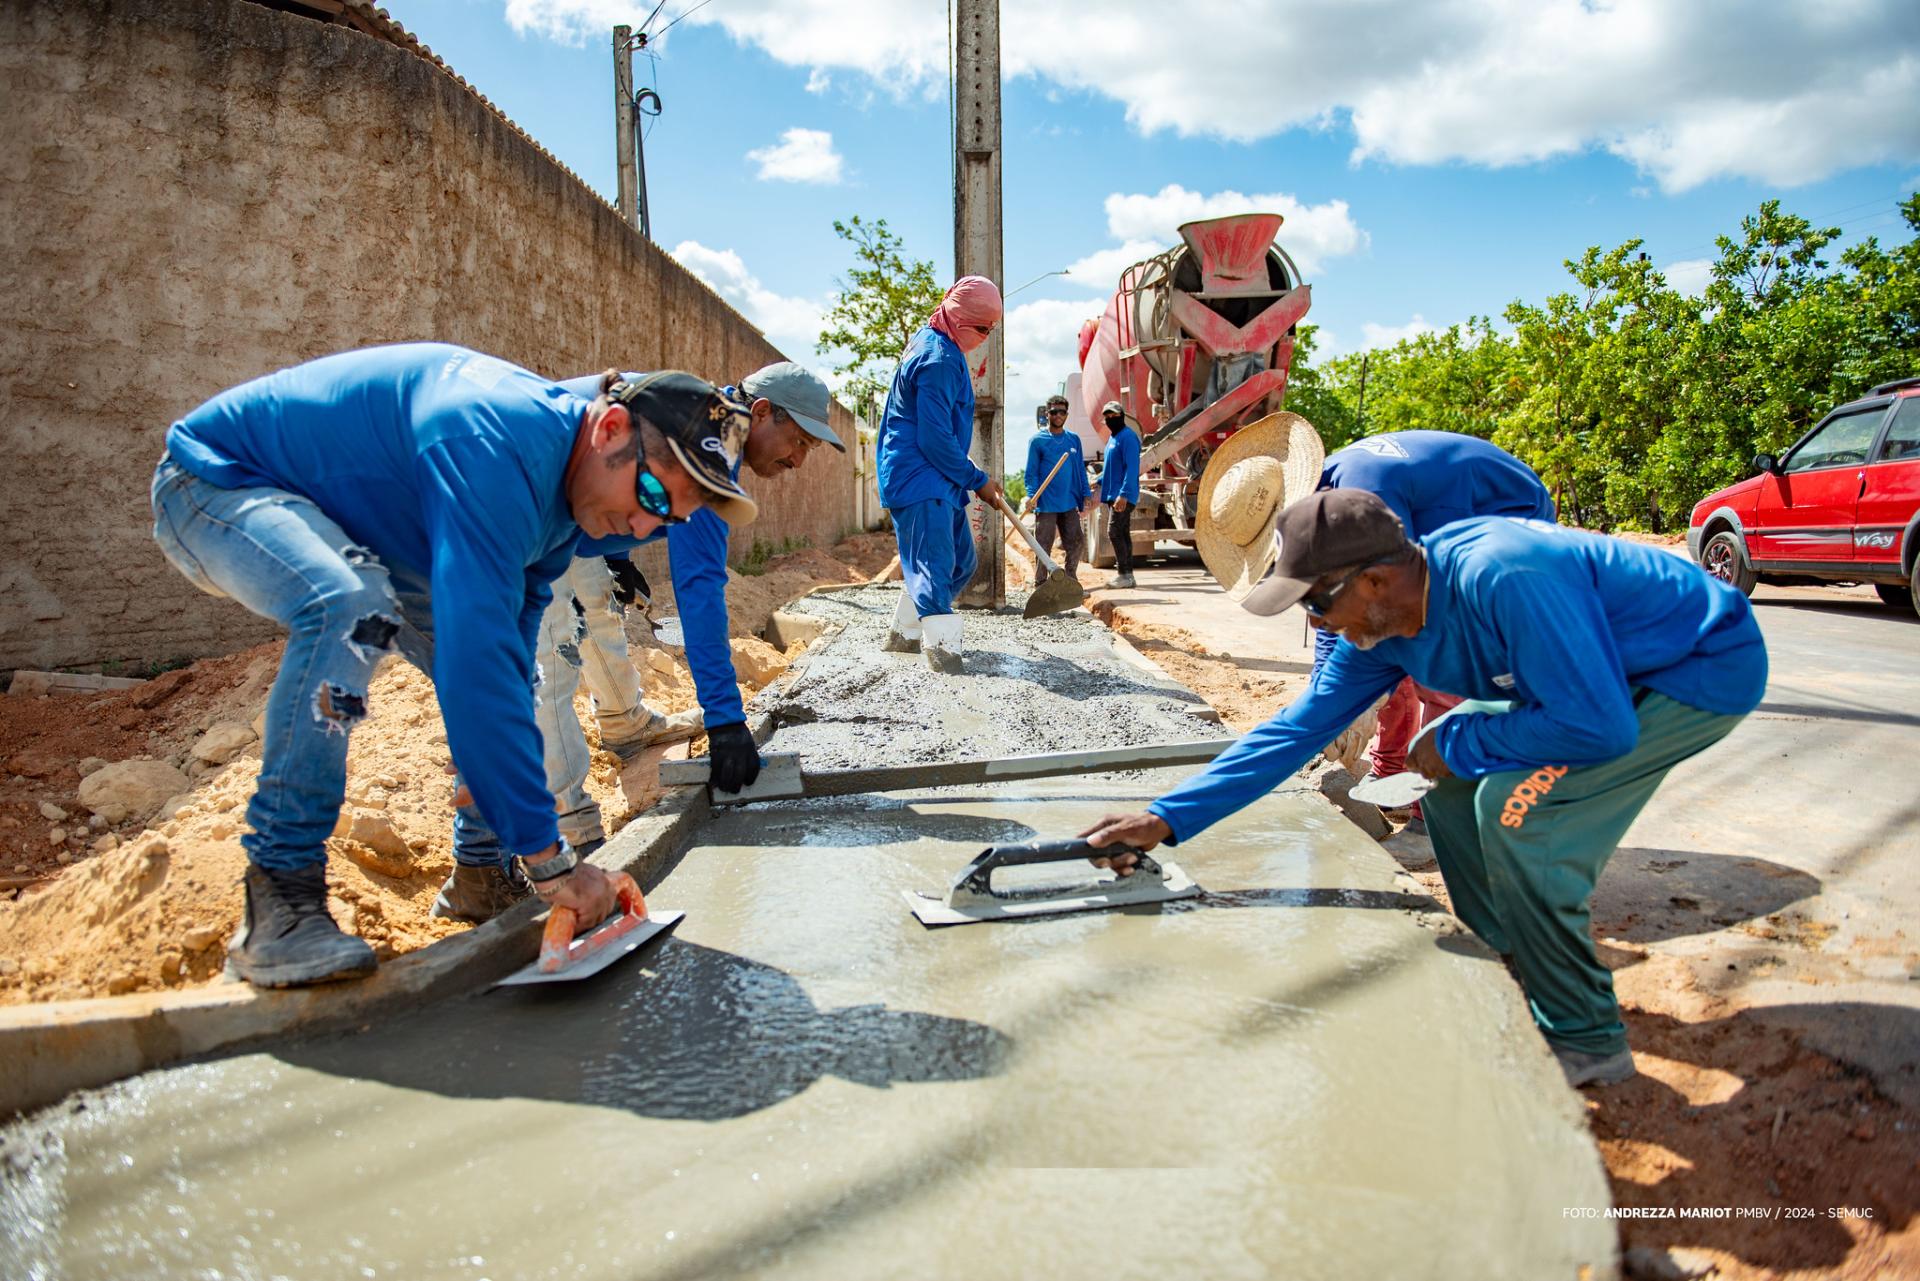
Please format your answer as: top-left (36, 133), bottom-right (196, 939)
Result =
top-left (435, 360), bottom-right (843, 922)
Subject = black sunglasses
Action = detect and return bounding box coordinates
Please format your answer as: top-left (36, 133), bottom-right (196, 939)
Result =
top-left (633, 435), bottom-right (687, 526)
top-left (1301, 557), bottom-right (1389, 617)
top-left (1047, 407), bottom-right (1068, 415)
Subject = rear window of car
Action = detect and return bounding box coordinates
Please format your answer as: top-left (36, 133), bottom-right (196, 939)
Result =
top-left (1876, 397), bottom-right (1920, 464)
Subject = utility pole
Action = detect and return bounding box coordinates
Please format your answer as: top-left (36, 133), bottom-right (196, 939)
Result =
top-left (1355, 352), bottom-right (1369, 436)
top-left (612, 27), bottom-right (661, 236)
top-left (613, 26), bottom-right (638, 229)
top-left (952, 0), bottom-right (1004, 608)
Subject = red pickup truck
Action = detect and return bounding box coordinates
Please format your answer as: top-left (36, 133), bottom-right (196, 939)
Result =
top-left (1689, 377), bottom-right (1920, 617)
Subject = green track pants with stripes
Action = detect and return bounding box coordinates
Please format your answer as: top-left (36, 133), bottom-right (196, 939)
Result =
top-left (1422, 690), bottom-right (1746, 1056)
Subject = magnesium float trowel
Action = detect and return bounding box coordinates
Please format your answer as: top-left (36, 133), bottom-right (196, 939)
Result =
top-left (495, 871), bottom-right (683, 987)
top-left (904, 836), bottom-right (1200, 927)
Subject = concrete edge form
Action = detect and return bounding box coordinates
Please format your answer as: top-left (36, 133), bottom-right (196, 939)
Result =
top-left (0, 767), bottom-right (709, 1120)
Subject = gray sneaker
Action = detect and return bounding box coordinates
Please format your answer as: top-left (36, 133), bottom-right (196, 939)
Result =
top-left (227, 864), bottom-right (377, 988)
top-left (1105, 572), bottom-right (1136, 589)
top-left (1553, 1044), bottom-right (1637, 1088)
top-left (431, 862), bottom-right (534, 923)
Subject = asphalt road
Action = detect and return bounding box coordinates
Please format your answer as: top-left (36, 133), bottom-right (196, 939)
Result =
top-left (1099, 555), bottom-right (1920, 1108)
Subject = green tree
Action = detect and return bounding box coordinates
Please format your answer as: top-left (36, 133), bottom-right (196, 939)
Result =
top-left (817, 215), bottom-right (945, 412)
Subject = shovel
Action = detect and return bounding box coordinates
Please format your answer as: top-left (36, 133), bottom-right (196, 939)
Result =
top-left (989, 490), bottom-right (1087, 619)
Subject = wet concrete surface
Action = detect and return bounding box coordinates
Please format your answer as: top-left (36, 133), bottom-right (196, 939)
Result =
top-left (0, 589), bottom-right (1617, 1279)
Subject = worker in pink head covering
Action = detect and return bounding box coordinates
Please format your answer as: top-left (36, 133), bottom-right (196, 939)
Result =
top-left (873, 275), bottom-right (1006, 674)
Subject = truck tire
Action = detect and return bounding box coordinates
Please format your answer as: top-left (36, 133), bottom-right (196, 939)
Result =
top-left (1701, 530), bottom-right (1757, 596)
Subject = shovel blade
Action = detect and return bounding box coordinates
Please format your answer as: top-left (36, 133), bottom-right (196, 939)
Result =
top-left (1023, 570), bottom-right (1086, 619)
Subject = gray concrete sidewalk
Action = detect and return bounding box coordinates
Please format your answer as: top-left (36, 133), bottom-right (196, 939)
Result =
top-left (0, 584), bottom-right (1619, 1281)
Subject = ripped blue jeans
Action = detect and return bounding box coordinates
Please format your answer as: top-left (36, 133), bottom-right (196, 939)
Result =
top-left (150, 456), bottom-right (509, 873)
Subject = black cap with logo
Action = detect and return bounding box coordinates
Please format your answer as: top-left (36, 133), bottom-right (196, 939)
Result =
top-left (607, 371), bottom-right (758, 527)
top-left (1240, 488), bottom-right (1413, 616)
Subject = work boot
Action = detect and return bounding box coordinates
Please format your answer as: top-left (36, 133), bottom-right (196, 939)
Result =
top-left (922, 613), bottom-right (964, 675)
top-left (227, 863), bottom-right (377, 988)
top-left (431, 861), bottom-right (534, 923)
top-left (599, 706), bottom-right (704, 760)
top-left (883, 591), bottom-right (922, 654)
top-left (1553, 1044), bottom-right (1638, 1089)
top-left (1105, 572), bottom-right (1136, 590)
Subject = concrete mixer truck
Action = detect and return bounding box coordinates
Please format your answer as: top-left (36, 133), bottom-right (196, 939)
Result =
top-left (1074, 212), bottom-right (1314, 566)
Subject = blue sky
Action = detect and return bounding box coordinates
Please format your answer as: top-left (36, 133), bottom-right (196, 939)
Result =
top-left (386, 1), bottom-right (1918, 467)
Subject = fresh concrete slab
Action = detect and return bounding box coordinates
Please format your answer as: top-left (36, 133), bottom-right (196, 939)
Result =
top-left (0, 586), bottom-right (1616, 1279)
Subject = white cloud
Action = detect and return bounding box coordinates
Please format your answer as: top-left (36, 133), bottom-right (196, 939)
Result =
top-left (1062, 185), bottom-right (1368, 292)
top-left (1661, 259), bottom-right (1714, 298)
top-left (745, 127), bottom-right (844, 184)
top-left (1001, 297), bottom-right (1102, 442)
top-left (506, 0), bottom-right (1920, 193)
top-left (668, 240), bottom-right (830, 370)
top-left (1359, 315), bottom-right (1438, 351)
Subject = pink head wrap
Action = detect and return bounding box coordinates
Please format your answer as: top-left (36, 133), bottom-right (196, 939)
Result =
top-left (928, 275), bottom-right (1003, 354)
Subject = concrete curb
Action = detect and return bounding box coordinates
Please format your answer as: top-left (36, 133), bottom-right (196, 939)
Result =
top-left (0, 767), bottom-right (711, 1121)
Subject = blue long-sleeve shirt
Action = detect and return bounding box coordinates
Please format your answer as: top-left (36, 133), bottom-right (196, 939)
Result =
top-left (1321, 430), bottom-right (1555, 533)
top-left (1100, 426), bottom-right (1140, 504)
top-left (1149, 518), bottom-right (1767, 844)
top-left (876, 326), bottom-right (989, 509)
top-left (562, 376), bottom-right (747, 728)
top-left (166, 343), bottom-right (587, 856)
top-left (1024, 430), bottom-right (1090, 512)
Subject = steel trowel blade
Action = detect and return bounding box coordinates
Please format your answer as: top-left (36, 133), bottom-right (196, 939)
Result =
top-left (903, 862), bottom-right (1199, 927)
top-left (494, 910), bottom-right (684, 987)
top-left (1023, 571), bottom-right (1087, 619)
top-left (1348, 772), bottom-right (1435, 808)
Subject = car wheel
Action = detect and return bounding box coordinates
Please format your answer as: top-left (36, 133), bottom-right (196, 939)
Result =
top-left (1701, 530), bottom-right (1757, 595)
top-left (1911, 557), bottom-right (1920, 621)
top-left (1873, 582), bottom-right (1914, 610)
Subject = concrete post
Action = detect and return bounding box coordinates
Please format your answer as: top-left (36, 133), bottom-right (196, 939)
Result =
top-left (952, 0), bottom-right (1005, 607)
top-left (613, 26), bottom-right (638, 230)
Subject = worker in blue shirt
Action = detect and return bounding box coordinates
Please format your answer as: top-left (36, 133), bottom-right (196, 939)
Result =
top-left (1082, 489), bottom-right (1766, 1089)
top-left (493, 362), bottom-right (841, 899)
top-left (1098, 400), bottom-right (1142, 589)
top-left (1309, 431), bottom-right (1557, 820)
top-left (1022, 393), bottom-right (1093, 576)
top-left (877, 275), bottom-right (1004, 673)
top-left (152, 345), bottom-right (755, 987)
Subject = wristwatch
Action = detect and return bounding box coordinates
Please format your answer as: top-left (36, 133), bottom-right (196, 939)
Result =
top-left (514, 840), bottom-right (578, 892)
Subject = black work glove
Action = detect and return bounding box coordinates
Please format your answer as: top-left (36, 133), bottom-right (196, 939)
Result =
top-left (706, 722), bottom-right (762, 793)
top-left (604, 556), bottom-right (651, 607)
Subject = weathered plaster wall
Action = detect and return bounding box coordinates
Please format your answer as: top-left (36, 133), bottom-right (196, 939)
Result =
top-left (0, 0), bottom-right (855, 672)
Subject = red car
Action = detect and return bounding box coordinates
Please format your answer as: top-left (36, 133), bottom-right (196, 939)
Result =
top-left (1690, 376), bottom-right (1920, 617)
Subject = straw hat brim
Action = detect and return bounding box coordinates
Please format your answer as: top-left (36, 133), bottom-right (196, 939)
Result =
top-left (1195, 412), bottom-right (1326, 600)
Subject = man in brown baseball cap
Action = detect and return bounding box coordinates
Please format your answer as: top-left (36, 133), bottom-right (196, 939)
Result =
top-left (1080, 487), bottom-right (1769, 1089)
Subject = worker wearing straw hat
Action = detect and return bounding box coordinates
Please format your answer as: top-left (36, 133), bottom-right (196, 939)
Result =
top-left (1190, 412), bottom-right (1327, 603)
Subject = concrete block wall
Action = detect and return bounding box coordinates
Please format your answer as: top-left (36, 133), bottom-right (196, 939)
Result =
top-left (0, 0), bottom-right (856, 673)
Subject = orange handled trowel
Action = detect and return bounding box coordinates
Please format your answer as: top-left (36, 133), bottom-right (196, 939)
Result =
top-left (495, 872), bottom-right (683, 987)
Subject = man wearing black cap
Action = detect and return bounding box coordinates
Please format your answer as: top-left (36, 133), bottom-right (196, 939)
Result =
top-left (152, 345), bottom-right (755, 987)
top-left (1081, 489), bottom-right (1768, 1087)
top-left (472, 361), bottom-right (843, 907)
top-left (1097, 400), bottom-right (1141, 589)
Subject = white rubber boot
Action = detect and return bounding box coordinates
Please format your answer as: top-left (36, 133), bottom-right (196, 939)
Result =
top-left (883, 590), bottom-right (923, 654)
top-left (922, 613), bottom-right (964, 674)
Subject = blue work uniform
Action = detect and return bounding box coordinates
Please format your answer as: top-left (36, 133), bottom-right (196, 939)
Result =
top-left (877, 326), bottom-right (990, 616)
top-left (1311, 430), bottom-right (1555, 670)
top-left (1024, 430), bottom-right (1090, 512)
top-left (160, 344), bottom-right (587, 863)
top-left (1149, 517), bottom-right (1767, 1057)
top-left (1100, 425), bottom-right (1141, 505)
